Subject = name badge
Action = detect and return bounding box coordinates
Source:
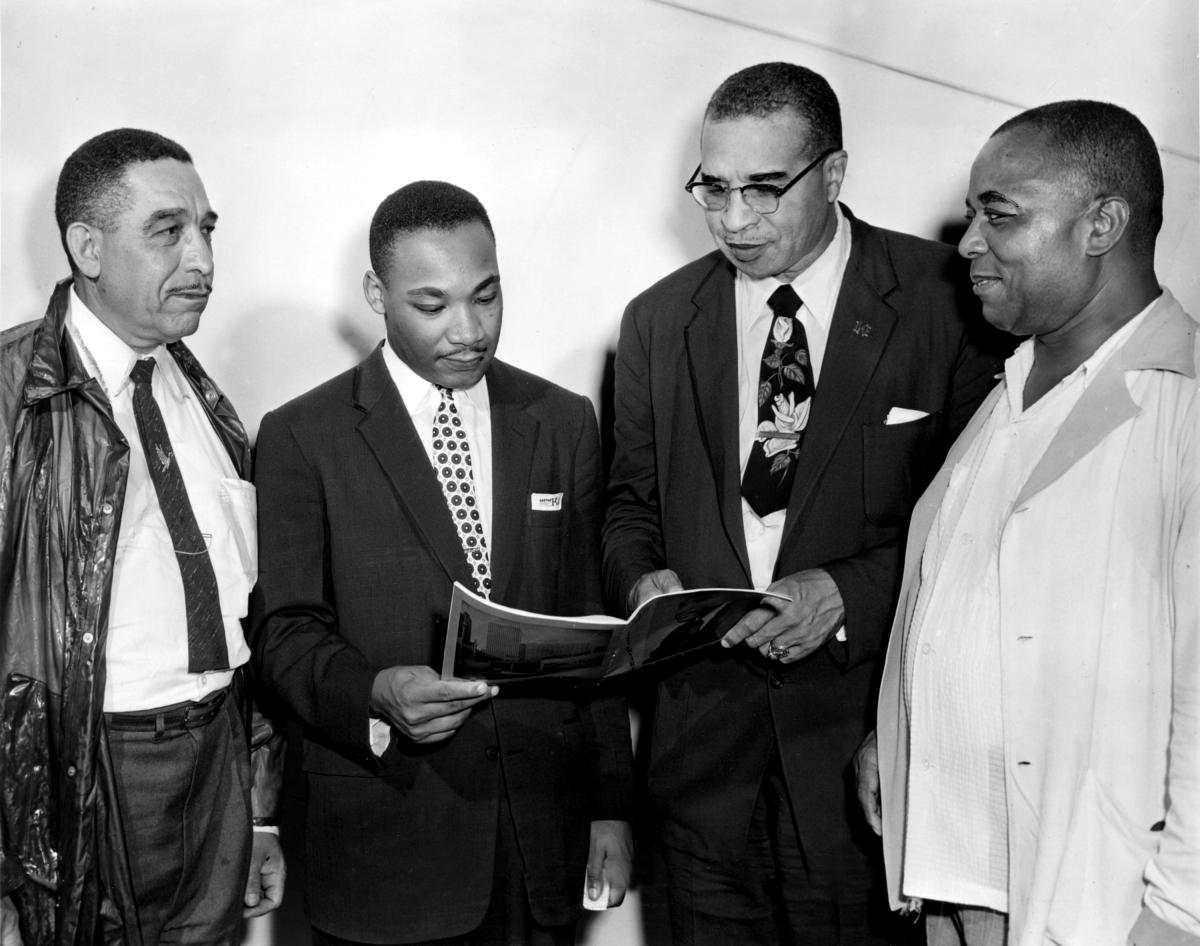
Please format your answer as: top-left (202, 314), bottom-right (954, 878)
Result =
top-left (531, 492), bottom-right (563, 511)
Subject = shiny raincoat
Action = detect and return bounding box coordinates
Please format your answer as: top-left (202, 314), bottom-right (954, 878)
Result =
top-left (0, 279), bottom-right (280, 945)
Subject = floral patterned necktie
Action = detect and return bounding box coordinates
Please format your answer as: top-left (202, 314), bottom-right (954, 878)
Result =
top-left (740, 284), bottom-right (813, 517)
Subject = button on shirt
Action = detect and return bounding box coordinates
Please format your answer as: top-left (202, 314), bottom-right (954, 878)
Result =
top-left (736, 204), bottom-right (851, 592)
top-left (67, 291), bottom-right (254, 712)
top-left (901, 307), bottom-right (1148, 911)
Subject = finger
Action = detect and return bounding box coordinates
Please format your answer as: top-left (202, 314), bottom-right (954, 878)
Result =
top-left (585, 842), bottom-right (605, 900)
top-left (604, 862), bottom-right (630, 907)
top-left (407, 708), bottom-right (476, 742)
top-left (423, 679), bottom-right (497, 702)
top-left (858, 782), bottom-right (883, 836)
top-left (720, 606), bottom-right (773, 648)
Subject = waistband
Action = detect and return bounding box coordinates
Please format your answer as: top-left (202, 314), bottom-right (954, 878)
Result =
top-left (105, 686), bottom-right (229, 735)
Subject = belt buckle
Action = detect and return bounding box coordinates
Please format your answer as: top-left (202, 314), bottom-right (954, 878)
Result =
top-left (181, 701), bottom-right (201, 728)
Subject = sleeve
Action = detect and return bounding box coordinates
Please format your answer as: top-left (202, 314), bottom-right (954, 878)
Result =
top-left (572, 397), bottom-right (635, 819)
top-left (602, 299), bottom-right (666, 616)
top-left (1137, 394), bottom-right (1200, 939)
top-left (248, 410), bottom-right (381, 767)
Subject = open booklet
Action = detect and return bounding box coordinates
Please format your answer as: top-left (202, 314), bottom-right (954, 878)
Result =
top-left (440, 581), bottom-right (789, 685)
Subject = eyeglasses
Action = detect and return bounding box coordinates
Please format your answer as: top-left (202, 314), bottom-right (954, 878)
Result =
top-left (684, 148), bottom-right (837, 214)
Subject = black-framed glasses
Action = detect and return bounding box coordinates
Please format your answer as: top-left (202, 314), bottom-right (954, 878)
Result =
top-left (684, 147), bottom-right (838, 214)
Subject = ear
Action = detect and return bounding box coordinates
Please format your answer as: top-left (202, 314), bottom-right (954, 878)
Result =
top-left (1083, 196), bottom-right (1130, 257)
top-left (65, 222), bottom-right (103, 278)
top-left (823, 150), bottom-right (848, 204)
top-left (363, 270), bottom-right (387, 317)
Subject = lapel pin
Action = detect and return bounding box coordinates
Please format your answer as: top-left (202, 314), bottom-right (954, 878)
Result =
top-left (852, 321), bottom-right (873, 338)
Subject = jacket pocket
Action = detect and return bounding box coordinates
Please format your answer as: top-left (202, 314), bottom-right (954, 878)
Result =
top-left (1045, 771), bottom-right (1157, 944)
top-left (862, 413), bottom-right (938, 528)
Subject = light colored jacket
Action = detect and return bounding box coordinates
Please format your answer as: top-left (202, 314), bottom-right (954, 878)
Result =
top-left (877, 290), bottom-right (1200, 946)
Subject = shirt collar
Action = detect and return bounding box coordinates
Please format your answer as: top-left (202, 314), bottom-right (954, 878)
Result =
top-left (1002, 299), bottom-right (1153, 415)
top-left (736, 203), bottom-right (850, 329)
top-left (68, 288), bottom-right (186, 403)
top-left (380, 341), bottom-right (489, 414)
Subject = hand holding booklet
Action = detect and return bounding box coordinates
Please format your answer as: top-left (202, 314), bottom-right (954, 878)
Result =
top-left (440, 582), bottom-right (790, 685)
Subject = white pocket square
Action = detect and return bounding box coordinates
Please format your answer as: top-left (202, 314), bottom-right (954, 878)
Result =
top-left (884, 407), bottom-right (929, 425)
top-left (530, 492), bottom-right (563, 511)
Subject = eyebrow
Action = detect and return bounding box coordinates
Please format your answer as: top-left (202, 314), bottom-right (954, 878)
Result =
top-left (699, 169), bottom-right (789, 184)
top-left (141, 208), bottom-right (219, 232)
top-left (976, 189), bottom-right (1017, 208)
top-left (406, 274), bottom-right (500, 298)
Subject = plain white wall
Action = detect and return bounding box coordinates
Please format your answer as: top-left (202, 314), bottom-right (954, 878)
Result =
top-left (2, 2), bottom-right (1196, 944)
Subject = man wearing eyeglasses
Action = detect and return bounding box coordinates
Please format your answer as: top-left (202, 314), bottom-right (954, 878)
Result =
top-left (603, 62), bottom-right (1006, 945)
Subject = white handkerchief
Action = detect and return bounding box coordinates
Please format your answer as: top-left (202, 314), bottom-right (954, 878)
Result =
top-left (884, 406), bottom-right (929, 425)
top-left (531, 492), bottom-right (563, 511)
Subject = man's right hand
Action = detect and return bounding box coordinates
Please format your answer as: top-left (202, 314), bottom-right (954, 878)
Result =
top-left (628, 568), bottom-right (684, 612)
top-left (370, 666), bottom-right (497, 744)
top-left (854, 729), bottom-right (882, 836)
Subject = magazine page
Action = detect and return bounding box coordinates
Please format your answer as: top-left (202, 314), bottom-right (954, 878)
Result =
top-left (599, 587), bottom-right (789, 678)
top-left (440, 583), bottom-right (622, 684)
top-left (441, 582), bottom-right (789, 685)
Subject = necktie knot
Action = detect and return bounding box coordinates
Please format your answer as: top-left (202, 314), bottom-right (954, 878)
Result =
top-left (130, 357), bottom-right (156, 388)
top-left (768, 284), bottom-right (802, 321)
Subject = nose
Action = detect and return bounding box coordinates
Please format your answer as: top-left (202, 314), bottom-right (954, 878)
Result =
top-left (720, 187), bottom-right (759, 233)
top-left (183, 225), bottom-right (214, 277)
top-left (958, 216), bottom-right (987, 259)
top-left (447, 304), bottom-right (485, 346)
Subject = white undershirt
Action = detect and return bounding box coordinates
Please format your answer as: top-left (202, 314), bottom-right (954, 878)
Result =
top-left (68, 290), bottom-right (254, 712)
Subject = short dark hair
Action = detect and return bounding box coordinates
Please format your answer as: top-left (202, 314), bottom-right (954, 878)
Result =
top-left (705, 62), bottom-right (842, 156)
top-left (995, 100), bottom-right (1163, 255)
top-left (368, 181), bottom-right (494, 283)
top-left (55, 128), bottom-right (193, 266)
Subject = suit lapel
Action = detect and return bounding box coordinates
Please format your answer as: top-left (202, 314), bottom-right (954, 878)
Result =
top-left (782, 221), bottom-right (897, 544)
top-left (353, 349), bottom-right (475, 589)
top-left (486, 365), bottom-right (538, 603)
top-left (685, 260), bottom-right (752, 582)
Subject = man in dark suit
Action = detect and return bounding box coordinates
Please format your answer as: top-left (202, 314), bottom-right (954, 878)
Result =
top-left (252, 181), bottom-right (634, 945)
top-left (603, 62), bottom-right (1004, 945)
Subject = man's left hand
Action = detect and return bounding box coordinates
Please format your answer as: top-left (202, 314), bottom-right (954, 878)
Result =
top-left (243, 830), bottom-right (286, 918)
top-left (720, 568), bottom-right (844, 663)
top-left (586, 819), bottom-right (634, 907)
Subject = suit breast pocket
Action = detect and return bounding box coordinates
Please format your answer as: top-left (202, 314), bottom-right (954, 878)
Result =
top-left (861, 414), bottom-right (939, 528)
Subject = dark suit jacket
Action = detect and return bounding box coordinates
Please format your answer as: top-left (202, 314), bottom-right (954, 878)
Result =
top-left (251, 348), bottom-right (634, 942)
top-left (603, 208), bottom-right (1004, 870)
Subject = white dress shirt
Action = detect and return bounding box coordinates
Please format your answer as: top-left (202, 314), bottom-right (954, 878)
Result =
top-left (901, 308), bottom-right (1148, 910)
top-left (67, 290), bottom-right (254, 712)
top-left (380, 343), bottom-right (493, 548)
top-left (736, 204), bottom-right (852, 592)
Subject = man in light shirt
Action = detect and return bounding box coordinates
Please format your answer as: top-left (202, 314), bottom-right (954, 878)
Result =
top-left (251, 181), bottom-right (634, 945)
top-left (859, 100), bottom-right (1200, 945)
top-left (601, 61), bottom-right (1006, 945)
top-left (0, 128), bottom-right (284, 945)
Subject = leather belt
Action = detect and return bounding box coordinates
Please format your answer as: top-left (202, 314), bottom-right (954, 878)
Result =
top-left (106, 687), bottom-right (229, 735)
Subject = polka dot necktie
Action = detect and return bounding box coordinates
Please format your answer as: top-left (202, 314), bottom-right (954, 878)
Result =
top-left (433, 386), bottom-right (493, 598)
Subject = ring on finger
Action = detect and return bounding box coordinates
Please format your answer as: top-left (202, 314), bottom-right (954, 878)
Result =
top-left (767, 642), bottom-right (791, 660)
